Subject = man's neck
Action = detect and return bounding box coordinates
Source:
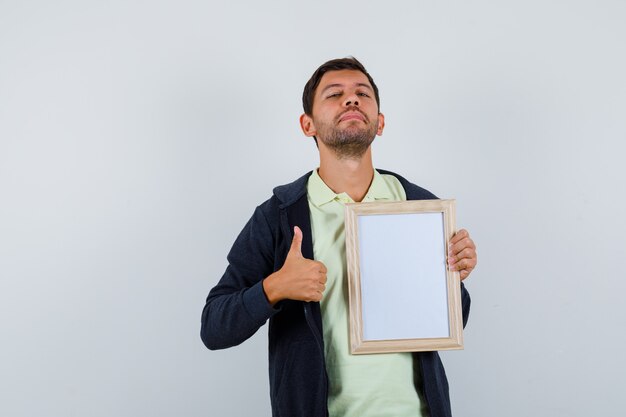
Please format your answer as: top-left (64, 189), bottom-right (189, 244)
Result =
top-left (317, 145), bottom-right (374, 203)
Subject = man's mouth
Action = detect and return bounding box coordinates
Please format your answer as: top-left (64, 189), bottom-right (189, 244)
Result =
top-left (338, 110), bottom-right (367, 123)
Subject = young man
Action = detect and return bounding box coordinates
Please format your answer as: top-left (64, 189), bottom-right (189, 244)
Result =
top-left (201, 57), bottom-right (477, 417)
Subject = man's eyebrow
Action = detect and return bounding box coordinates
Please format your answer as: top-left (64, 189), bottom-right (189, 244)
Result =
top-left (320, 82), bottom-right (373, 94)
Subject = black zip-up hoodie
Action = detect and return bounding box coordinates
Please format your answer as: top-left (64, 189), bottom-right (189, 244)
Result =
top-left (201, 170), bottom-right (471, 417)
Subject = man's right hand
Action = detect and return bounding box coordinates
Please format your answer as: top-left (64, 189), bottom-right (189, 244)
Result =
top-left (262, 226), bottom-right (328, 305)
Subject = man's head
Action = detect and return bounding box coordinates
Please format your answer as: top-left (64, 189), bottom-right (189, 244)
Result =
top-left (300, 57), bottom-right (385, 160)
top-left (302, 57), bottom-right (380, 116)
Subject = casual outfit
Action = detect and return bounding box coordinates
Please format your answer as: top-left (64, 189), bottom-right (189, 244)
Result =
top-left (201, 169), bottom-right (471, 417)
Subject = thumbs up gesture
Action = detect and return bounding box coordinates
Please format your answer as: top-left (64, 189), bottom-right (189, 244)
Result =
top-left (263, 226), bottom-right (328, 305)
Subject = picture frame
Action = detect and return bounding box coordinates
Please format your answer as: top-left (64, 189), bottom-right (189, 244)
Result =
top-left (344, 199), bottom-right (463, 354)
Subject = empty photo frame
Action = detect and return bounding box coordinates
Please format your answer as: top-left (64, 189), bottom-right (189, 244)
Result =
top-left (344, 199), bottom-right (463, 354)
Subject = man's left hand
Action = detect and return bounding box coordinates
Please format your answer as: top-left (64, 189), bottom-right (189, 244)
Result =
top-left (447, 229), bottom-right (477, 281)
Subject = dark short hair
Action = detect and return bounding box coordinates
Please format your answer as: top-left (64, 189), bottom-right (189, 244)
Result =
top-left (302, 57), bottom-right (380, 115)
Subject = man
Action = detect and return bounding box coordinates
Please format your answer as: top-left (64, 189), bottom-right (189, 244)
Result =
top-left (201, 57), bottom-right (477, 417)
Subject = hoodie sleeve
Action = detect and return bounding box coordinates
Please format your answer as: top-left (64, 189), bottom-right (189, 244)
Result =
top-left (200, 203), bottom-right (280, 350)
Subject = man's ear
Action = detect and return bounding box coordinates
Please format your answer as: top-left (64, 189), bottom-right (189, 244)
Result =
top-left (300, 113), bottom-right (317, 137)
top-left (376, 113), bottom-right (385, 136)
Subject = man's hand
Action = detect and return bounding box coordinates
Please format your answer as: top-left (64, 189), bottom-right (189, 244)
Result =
top-left (447, 229), bottom-right (477, 281)
top-left (263, 226), bottom-right (328, 305)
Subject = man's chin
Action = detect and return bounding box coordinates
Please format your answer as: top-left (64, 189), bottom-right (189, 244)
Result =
top-left (324, 137), bottom-right (375, 160)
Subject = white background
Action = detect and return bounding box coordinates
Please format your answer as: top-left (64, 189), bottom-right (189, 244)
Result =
top-left (1, 1), bottom-right (625, 416)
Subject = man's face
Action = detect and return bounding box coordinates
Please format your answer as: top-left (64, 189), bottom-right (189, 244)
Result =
top-left (300, 69), bottom-right (385, 159)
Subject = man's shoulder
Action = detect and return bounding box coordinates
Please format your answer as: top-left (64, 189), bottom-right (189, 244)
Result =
top-left (271, 171), bottom-right (313, 206)
top-left (377, 168), bottom-right (438, 200)
top-left (254, 171), bottom-right (314, 215)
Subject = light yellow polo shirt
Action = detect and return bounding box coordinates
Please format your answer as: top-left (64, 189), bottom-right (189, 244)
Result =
top-left (307, 168), bottom-right (427, 417)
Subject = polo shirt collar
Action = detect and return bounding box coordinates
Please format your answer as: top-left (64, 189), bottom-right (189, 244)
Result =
top-left (308, 168), bottom-right (394, 207)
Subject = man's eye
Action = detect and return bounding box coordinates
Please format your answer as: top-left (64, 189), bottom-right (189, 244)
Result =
top-left (357, 92), bottom-right (370, 97)
top-left (327, 93), bottom-right (341, 98)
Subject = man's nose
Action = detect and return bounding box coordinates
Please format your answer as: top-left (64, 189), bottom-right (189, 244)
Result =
top-left (344, 93), bottom-right (359, 107)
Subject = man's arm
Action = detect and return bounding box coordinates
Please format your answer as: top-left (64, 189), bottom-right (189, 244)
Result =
top-left (460, 282), bottom-right (471, 328)
top-left (200, 208), bottom-right (328, 350)
top-left (200, 206), bottom-right (278, 350)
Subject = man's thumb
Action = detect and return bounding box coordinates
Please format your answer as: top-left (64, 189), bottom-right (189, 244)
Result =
top-left (289, 226), bottom-right (303, 256)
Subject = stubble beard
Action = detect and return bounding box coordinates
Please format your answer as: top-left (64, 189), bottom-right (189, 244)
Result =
top-left (316, 120), bottom-right (378, 160)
